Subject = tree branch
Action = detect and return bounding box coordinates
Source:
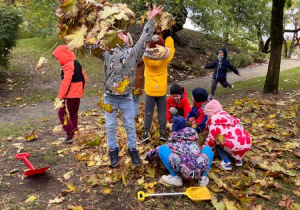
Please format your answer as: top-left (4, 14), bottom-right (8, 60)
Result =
top-left (284, 28), bottom-right (300, 33)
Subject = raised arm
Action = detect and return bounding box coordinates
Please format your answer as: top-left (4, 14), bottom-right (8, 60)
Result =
top-left (131, 5), bottom-right (163, 60)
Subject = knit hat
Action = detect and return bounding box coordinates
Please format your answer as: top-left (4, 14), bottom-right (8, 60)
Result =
top-left (148, 35), bottom-right (165, 48)
top-left (203, 99), bottom-right (223, 116)
top-left (170, 84), bottom-right (182, 95)
top-left (192, 88), bottom-right (208, 103)
top-left (172, 116), bottom-right (187, 132)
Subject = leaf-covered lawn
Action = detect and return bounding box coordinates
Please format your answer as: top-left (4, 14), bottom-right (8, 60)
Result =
top-left (1, 90), bottom-right (299, 210)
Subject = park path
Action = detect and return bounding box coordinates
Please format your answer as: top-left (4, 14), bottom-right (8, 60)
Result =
top-left (0, 59), bottom-right (299, 123)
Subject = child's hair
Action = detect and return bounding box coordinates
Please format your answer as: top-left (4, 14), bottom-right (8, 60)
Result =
top-left (203, 99), bottom-right (223, 116)
top-left (192, 87), bottom-right (208, 102)
top-left (170, 83), bottom-right (182, 95)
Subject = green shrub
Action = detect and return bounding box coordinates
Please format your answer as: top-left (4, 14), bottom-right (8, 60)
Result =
top-left (208, 51), bottom-right (217, 63)
top-left (227, 53), bottom-right (241, 68)
top-left (228, 53), bottom-right (254, 68)
top-left (0, 6), bottom-right (22, 68)
top-left (250, 51), bottom-right (268, 63)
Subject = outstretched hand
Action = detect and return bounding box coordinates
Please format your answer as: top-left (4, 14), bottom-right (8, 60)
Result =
top-left (149, 4), bottom-right (163, 19)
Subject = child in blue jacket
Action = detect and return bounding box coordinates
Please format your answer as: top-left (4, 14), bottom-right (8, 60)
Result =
top-left (186, 87), bottom-right (208, 133)
top-left (205, 48), bottom-right (241, 99)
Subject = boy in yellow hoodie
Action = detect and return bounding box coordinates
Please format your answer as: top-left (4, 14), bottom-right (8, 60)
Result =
top-left (143, 35), bottom-right (175, 142)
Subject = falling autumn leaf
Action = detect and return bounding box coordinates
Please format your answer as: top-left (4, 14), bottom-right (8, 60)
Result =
top-left (104, 103), bottom-right (114, 113)
top-left (102, 188), bottom-right (111, 194)
top-left (36, 57), bottom-right (48, 70)
top-left (54, 98), bottom-right (64, 110)
top-left (113, 76), bottom-right (130, 94)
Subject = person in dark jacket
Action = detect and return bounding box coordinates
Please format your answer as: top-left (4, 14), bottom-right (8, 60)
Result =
top-left (52, 45), bottom-right (87, 144)
top-left (205, 47), bottom-right (241, 99)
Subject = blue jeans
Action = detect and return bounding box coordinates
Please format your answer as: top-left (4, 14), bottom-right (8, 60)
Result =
top-left (158, 145), bottom-right (177, 176)
top-left (104, 93), bottom-right (136, 149)
top-left (201, 146), bottom-right (214, 176)
top-left (133, 95), bottom-right (140, 119)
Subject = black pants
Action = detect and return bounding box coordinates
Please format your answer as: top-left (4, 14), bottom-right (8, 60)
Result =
top-left (144, 94), bottom-right (166, 133)
top-left (211, 79), bottom-right (232, 96)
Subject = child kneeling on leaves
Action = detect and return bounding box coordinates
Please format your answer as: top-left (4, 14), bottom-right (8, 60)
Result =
top-left (203, 99), bottom-right (252, 170)
top-left (145, 116), bottom-right (214, 187)
top-left (166, 83), bottom-right (191, 122)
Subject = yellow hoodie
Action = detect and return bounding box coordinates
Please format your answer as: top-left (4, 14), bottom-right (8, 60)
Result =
top-left (143, 37), bottom-right (175, 96)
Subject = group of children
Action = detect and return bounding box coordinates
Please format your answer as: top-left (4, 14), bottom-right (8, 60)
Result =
top-left (52, 4), bottom-right (252, 188)
top-left (146, 84), bottom-right (252, 186)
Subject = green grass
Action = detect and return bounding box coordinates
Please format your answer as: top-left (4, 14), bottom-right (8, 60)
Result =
top-left (0, 36), bottom-right (104, 107)
top-left (216, 67), bottom-right (300, 96)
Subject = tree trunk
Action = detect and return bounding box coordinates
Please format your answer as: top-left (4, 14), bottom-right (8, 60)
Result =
top-left (287, 24), bottom-right (297, 58)
top-left (262, 37), bottom-right (271, 53)
top-left (263, 0), bottom-right (285, 94)
top-left (283, 39), bottom-right (288, 58)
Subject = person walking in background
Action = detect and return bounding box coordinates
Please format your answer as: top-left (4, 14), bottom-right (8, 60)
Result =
top-left (145, 116), bottom-right (214, 187)
top-left (132, 59), bottom-right (145, 123)
top-left (166, 83), bottom-right (191, 122)
top-left (203, 99), bottom-right (252, 170)
top-left (102, 5), bottom-right (163, 167)
top-left (205, 47), bottom-right (241, 99)
top-left (186, 87), bottom-right (208, 133)
top-left (52, 45), bottom-right (87, 144)
top-left (143, 34), bottom-right (175, 143)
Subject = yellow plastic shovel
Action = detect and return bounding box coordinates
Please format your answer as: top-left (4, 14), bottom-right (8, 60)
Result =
top-left (138, 186), bottom-right (211, 202)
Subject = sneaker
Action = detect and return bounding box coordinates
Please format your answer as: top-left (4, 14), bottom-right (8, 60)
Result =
top-left (159, 132), bottom-right (166, 142)
top-left (128, 148), bottom-right (141, 166)
top-left (235, 159), bottom-right (243, 166)
top-left (142, 132), bottom-right (150, 143)
top-left (64, 137), bottom-right (73, 144)
top-left (199, 176), bottom-right (209, 186)
top-left (220, 160), bottom-right (232, 170)
top-left (161, 174), bottom-right (183, 186)
top-left (109, 147), bottom-right (120, 167)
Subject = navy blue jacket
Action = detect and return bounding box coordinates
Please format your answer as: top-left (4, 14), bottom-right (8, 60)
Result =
top-left (205, 48), bottom-right (239, 80)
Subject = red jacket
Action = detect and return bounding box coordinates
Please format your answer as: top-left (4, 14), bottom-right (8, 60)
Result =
top-left (166, 87), bottom-right (191, 122)
top-left (52, 45), bottom-right (87, 99)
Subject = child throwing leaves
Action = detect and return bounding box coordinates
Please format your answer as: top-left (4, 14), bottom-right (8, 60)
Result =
top-left (102, 5), bottom-right (163, 167)
top-left (145, 116), bottom-right (214, 187)
top-left (52, 45), bottom-right (87, 144)
top-left (203, 99), bottom-right (252, 170)
top-left (166, 83), bottom-right (191, 122)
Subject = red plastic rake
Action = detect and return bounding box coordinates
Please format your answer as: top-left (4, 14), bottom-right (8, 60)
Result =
top-left (15, 153), bottom-right (50, 176)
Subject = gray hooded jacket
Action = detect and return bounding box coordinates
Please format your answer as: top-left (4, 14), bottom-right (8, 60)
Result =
top-left (103, 19), bottom-right (154, 95)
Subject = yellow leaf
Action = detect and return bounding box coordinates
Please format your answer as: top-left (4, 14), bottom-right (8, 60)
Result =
top-left (217, 134), bottom-right (225, 144)
top-left (25, 195), bottom-right (37, 203)
top-left (64, 170), bottom-right (74, 180)
top-left (54, 98), bottom-right (64, 109)
top-left (36, 57), bottom-right (48, 70)
top-left (75, 153), bottom-right (89, 161)
top-left (211, 194), bottom-right (226, 210)
top-left (269, 114), bottom-right (276, 119)
top-left (102, 188), bottom-right (111, 194)
top-left (88, 160), bottom-right (95, 166)
top-left (62, 0), bottom-right (73, 7)
top-left (223, 198), bottom-right (238, 210)
top-left (15, 97), bottom-right (23, 101)
top-left (67, 205), bottom-right (84, 210)
top-left (137, 177), bottom-right (145, 185)
top-left (113, 76), bottom-right (131, 94)
top-left (49, 196), bottom-right (65, 204)
top-left (104, 103), bottom-right (114, 113)
top-left (66, 184), bottom-right (76, 192)
top-left (26, 130), bottom-right (37, 141)
top-left (57, 150), bottom-right (64, 154)
top-left (53, 125), bottom-right (62, 133)
top-left (65, 25), bottom-right (87, 50)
